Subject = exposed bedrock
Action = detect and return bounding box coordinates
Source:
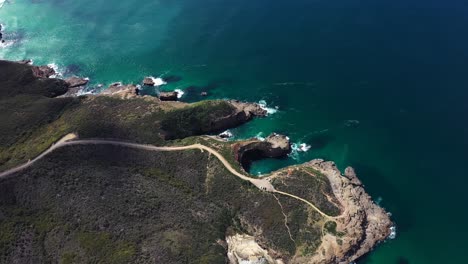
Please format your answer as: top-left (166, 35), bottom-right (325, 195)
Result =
top-left (143, 77), bottom-right (156, 86)
top-left (31, 65), bottom-right (55, 78)
top-left (100, 82), bottom-right (140, 99)
top-left (236, 133), bottom-right (291, 171)
top-left (64, 76), bottom-right (89, 88)
top-left (303, 159), bottom-right (393, 264)
top-left (159, 91), bottom-right (178, 101)
top-left (207, 100), bottom-right (267, 134)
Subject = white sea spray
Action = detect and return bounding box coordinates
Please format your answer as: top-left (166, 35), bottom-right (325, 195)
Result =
top-left (174, 89), bottom-right (185, 98)
top-left (149, 76), bottom-right (167, 86)
top-left (258, 100), bottom-right (278, 115)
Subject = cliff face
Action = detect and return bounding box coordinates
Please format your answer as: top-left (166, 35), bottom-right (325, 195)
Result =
top-left (236, 133), bottom-right (292, 171)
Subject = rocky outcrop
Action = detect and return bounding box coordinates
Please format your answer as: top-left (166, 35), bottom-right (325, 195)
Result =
top-left (298, 160), bottom-right (393, 264)
top-left (143, 77), bottom-right (155, 86)
top-left (199, 101), bottom-right (267, 139)
top-left (236, 133), bottom-right (291, 171)
top-left (159, 91), bottom-right (178, 101)
top-left (100, 83), bottom-right (140, 99)
top-left (228, 100), bottom-right (267, 118)
top-left (226, 233), bottom-right (284, 264)
top-left (143, 76), bottom-right (166, 86)
top-left (64, 76), bottom-right (89, 88)
top-left (31, 65), bottom-right (55, 78)
top-left (0, 60), bottom-right (69, 98)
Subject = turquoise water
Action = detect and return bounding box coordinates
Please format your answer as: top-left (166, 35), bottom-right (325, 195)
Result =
top-left (1, 0), bottom-right (468, 263)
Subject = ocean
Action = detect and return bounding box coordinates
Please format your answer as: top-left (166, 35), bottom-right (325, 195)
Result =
top-left (1, 0), bottom-right (467, 263)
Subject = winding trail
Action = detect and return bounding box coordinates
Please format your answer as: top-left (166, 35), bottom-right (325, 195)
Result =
top-left (0, 134), bottom-right (336, 219)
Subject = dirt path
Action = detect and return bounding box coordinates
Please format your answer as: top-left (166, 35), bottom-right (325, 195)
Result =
top-left (0, 134), bottom-right (338, 218)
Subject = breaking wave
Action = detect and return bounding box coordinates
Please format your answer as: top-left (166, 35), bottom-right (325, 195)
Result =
top-left (254, 132), bottom-right (266, 141)
top-left (47, 63), bottom-right (63, 78)
top-left (219, 130), bottom-right (233, 139)
top-left (149, 76), bottom-right (167, 86)
top-left (289, 142), bottom-right (311, 160)
top-left (174, 89), bottom-right (185, 98)
top-left (258, 100), bottom-right (278, 115)
top-left (388, 225), bottom-right (397, 240)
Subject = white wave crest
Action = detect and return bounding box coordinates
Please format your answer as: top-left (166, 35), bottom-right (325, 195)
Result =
top-left (174, 89), bottom-right (184, 98)
top-left (219, 130), bottom-right (233, 139)
top-left (258, 100), bottom-right (278, 115)
top-left (388, 225), bottom-right (397, 239)
top-left (150, 77), bottom-right (167, 86)
top-left (47, 63), bottom-right (63, 78)
top-left (255, 132), bottom-right (266, 141)
top-left (0, 40), bottom-right (13, 49)
top-left (289, 142), bottom-right (311, 160)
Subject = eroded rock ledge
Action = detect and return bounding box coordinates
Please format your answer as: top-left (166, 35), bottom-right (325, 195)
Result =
top-left (236, 133), bottom-right (292, 171)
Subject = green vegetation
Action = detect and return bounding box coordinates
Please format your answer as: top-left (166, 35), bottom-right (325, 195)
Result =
top-left (161, 100), bottom-right (235, 139)
top-left (272, 169), bottom-right (342, 217)
top-left (0, 62), bottom-right (242, 171)
top-left (78, 232), bottom-right (136, 264)
top-left (0, 60), bottom-right (340, 263)
top-left (61, 252), bottom-right (77, 264)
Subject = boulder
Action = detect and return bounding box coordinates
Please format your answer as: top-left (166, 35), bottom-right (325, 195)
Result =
top-left (31, 65), bottom-right (55, 78)
top-left (65, 76), bottom-right (89, 88)
top-left (159, 91), bottom-right (178, 101)
top-left (143, 77), bottom-right (155, 86)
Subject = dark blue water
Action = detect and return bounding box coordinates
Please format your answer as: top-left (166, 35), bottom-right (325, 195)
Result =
top-left (1, 0), bottom-right (468, 263)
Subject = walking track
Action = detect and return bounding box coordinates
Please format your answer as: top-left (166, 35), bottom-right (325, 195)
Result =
top-left (0, 134), bottom-right (337, 218)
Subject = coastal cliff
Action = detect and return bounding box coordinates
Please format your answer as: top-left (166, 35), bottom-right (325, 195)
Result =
top-left (0, 60), bottom-right (392, 264)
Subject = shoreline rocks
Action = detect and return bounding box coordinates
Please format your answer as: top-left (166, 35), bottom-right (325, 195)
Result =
top-left (159, 91), bottom-right (178, 101)
top-left (64, 76), bottom-right (89, 88)
top-left (31, 65), bottom-right (55, 78)
top-left (100, 83), bottom-right (140, 99)
top-left (236, 133), bottom-right (291, 171)
top-left (202, 100), bottom-right (267, 137)
top-left (301, 160), bottom-right (393, 264)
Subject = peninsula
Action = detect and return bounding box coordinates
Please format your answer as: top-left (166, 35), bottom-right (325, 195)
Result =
top-left (0, 60), bottom-right (392, 264)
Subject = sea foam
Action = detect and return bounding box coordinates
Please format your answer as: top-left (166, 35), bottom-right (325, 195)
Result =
top-left (174, 89), bottom-right (185, 98)
top-left (388, 225), bottom-right (397, 239)
top-left (149, 76), bottom-right (167, 86)
top-left (289, 142), bottom-right (312, 160)
top-left (258, 100), bottom-right (278, 115)
top-left (47, 63), bottom-right (63, 78)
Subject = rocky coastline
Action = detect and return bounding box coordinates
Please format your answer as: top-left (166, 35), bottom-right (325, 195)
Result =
top-left (236, 133), bottom-right (292, 171)
top-left (0, 58), bottom-right (393, 264)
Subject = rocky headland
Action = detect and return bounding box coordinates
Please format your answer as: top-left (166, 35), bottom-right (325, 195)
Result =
top-left (0, 59), bottom-right (393, 264)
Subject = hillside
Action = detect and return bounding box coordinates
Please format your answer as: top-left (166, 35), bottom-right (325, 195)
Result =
top-left (0, 60), bottom-right (392, 264)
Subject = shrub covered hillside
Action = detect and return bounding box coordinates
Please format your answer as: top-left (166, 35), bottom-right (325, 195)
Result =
top-left (0, 61), bottom-right (250, 171)
top-left (0, 144), bottom-right (322, 264)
